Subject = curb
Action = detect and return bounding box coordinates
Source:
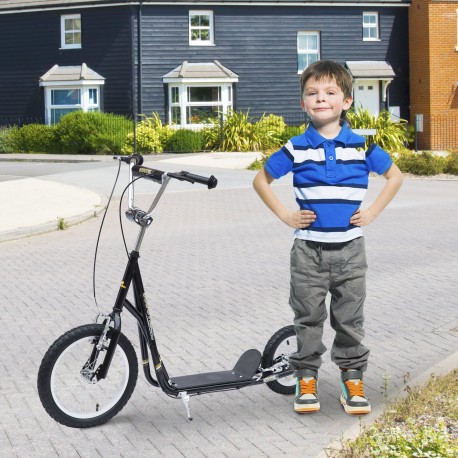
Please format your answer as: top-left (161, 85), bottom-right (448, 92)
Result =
top-left (0, 195), bottom-right (107, 243)
top-left (315, 350), bottom-right (458, 458)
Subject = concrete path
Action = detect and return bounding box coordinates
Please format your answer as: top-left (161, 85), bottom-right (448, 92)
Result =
top-left (0, 153), bottom-right (457, 457)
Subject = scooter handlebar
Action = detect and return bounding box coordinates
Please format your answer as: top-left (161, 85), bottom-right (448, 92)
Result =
top-left (132, 165), bottom-right (218, 189)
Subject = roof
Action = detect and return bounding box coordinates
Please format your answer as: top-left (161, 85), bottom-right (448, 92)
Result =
top-left (0, 0), bottom-right (411, 13)
top-left (162, 61), bottom-right (239, 81)
top-left (39, 63), bottom-right (105, 82)
top-left (0, 1), bottom-right (116, 11)
top-left (346, 61), bottom-right (396, 79)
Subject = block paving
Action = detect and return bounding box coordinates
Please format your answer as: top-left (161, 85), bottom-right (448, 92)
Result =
top-left (1, 175), bottom-right (457, 457)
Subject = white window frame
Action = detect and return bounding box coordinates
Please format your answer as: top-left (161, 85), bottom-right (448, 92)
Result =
top-left (189, 11), bottom-right (214, 46)
top-left (42, 85), bottom-right (102, 125)
top-left (168, 83), bottom-right (233, 127)
top-left (363, 12), bottom-right (380, 41)
top-left (297, 31), bottom-right (320, 74)
top-left (61, 14), bottom-right (82, 49)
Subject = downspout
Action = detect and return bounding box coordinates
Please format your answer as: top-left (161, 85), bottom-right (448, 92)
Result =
top-left (131, 1), bottom-right (143, 155)
top-left (131, 7), bottom-right (137, 154)
top-left (138, 0), bottom-right (143, 115)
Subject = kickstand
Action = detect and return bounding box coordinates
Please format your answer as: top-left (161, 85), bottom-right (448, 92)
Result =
top-left (179, 391), bottom-right (193, 421)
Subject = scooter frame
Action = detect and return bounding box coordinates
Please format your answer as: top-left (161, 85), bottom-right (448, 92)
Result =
top-left (94, 155), bottom-right (294, 418)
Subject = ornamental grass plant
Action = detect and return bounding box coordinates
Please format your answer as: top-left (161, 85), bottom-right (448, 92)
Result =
top-left (347, 107), bottom-right (409, 153)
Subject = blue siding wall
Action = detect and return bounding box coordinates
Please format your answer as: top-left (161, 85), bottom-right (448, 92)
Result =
top-left (0, 4), bottom-right (409, 123)
top-left (139, 5), bottom-right (409, 122)
top-left (0, 6), bottom-right (133, 119)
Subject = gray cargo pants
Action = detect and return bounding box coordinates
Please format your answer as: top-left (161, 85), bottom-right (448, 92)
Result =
top-left (288, 236), bottom-right (370, 372)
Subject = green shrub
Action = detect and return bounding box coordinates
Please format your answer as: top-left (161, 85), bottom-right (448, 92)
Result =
top-left (347, 107), bottom-right (408, 153)
top-left (394, 151), bottom-right (446, 175)
top-left (165, 129), bottom-right (204, 152)
top-left (278, 124), bottom-right (307, 144)
top-left (247, 151), bottom-right (271, 170)
top-left (54, 111), bottom-right (132, 154)
top-left (0, 126), bottom-right (17, 153)
top-left (122, 113), bottom-right (172, 155)
top-left (256, 114), bottom-right (287, 149)
top-left (444, 153), bottom-right (458, 175)
top-left (7, 123), bottom-right (56, 153)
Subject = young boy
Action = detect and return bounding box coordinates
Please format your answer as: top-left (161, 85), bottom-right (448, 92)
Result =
top-left (253, 60), bottom-right (403, 415)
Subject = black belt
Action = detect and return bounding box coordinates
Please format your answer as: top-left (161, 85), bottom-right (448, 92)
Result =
top-left (305, 237), bottom-right (360, 251)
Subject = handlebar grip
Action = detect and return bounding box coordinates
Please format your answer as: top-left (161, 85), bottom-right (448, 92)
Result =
top-left (113, 154), bottom-right (144, 165)
top-left (179, 171), bottom-right (218, 189)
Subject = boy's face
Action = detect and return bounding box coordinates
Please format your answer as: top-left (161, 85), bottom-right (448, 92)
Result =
top-left (301, 77), bottom-right (353, 129)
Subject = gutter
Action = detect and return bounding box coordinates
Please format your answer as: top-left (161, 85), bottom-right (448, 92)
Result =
top-left (0, 1), bottom-right (411, 15)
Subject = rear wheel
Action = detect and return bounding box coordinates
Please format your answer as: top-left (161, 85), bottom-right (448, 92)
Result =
top-left (262, 325), bottom-right (296, 395)
top-left (37, 323), bottom-right (138, 428)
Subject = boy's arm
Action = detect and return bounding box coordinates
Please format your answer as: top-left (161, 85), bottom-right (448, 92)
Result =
top-left (350, 163), bottom-right (404, 227)
top-left (253, 168), bottom-right (316, 229)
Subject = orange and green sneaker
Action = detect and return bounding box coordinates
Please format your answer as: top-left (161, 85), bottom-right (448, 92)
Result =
top-left (340, 369), bottom-right (371, 415)
top-left (294, 369), bottom-right (320, 413)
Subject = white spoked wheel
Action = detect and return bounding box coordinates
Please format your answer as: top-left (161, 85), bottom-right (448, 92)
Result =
top-left (262, 325), bottom-right (296, 395)
top-left (38, 324), bottom-right (138, 428)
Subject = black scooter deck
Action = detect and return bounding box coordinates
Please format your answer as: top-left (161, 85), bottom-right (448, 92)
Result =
top-left (170, 349), bottom-right (262, 390)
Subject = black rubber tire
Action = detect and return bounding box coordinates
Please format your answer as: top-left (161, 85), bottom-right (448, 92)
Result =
top-left (37, 323), bottom-right (138, 428)
top-left (262, 325), bottom-right (296, 395)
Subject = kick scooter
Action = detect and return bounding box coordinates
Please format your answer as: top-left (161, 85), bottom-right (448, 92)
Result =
top-left (37, 154), bottom-right (297, 428)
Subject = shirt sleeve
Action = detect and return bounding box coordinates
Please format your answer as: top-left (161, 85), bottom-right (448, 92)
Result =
top-left (365, 144), bottom-right (393, 175)
top-left (264, 141), bottom-right (294, 179)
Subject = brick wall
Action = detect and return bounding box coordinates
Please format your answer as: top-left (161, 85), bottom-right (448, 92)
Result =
top-left (409, 0), bottom-right (458, 150)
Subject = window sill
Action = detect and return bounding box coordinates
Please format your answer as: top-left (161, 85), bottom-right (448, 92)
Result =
top-left (59, 46), bottom-right (82, 50)
top-left (189, 42), bottom-right (215, 47)
top-left (362, 39), bottom-right (381, 42)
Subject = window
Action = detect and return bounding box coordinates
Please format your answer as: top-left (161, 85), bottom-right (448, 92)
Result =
top-left (49, 89), bottom-right (81, 124)
top-left (363, 12), bottom-right (379, 41)
top-left (88, 88), bottom-right (99, 112)
top-left (189, 11), bottom-right (214, 46)
top-left (168, 84), bottom-right (233, 126)
top-left (61, 14), bottom-right (82, 49)
top-left (44, 87), bottom-right (100, 124)
top-left (297, 32), bottom-right (320, 73)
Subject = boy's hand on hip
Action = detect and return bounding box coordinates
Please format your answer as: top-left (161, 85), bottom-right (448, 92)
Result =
top-left (283, 210), bottom-right (316, 229)
top-left (350, 208), bottom-right (376, 227)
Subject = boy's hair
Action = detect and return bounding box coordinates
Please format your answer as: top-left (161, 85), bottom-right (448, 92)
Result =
top-left (300, 60), bottom-right (353, 99)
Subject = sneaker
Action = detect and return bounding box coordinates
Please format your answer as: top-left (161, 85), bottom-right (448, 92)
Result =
top-left (294, 369), bottom-right (320, 413)
top-left (340, 369), bottom-right (371, 415)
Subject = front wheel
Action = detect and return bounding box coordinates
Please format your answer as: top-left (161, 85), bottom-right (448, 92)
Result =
top-left (37, 323), bottom-right (138, 428)
top-left (262, 325), bottom-right (296, 395)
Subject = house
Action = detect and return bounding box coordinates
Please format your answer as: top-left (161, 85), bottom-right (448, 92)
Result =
top-left (409, 0), bottom-right (458, 150)
top-left (0, 0), bottom-right (410, 129)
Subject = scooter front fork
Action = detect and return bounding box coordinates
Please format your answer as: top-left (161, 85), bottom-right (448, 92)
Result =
top-left (94, 312), bottom-right (122, 381)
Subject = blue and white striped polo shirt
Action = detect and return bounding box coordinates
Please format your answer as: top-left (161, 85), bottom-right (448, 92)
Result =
top-left (265, 123), bottom-right (393, 242)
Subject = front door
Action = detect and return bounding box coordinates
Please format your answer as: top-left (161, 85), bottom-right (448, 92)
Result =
top-left (353, 80), bottom-right (380, 116)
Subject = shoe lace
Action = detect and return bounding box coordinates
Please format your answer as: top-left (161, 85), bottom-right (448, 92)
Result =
top-left (345, 379), bottom-right (365, 398)
top-left (299, 378), bottom-right (317, 395)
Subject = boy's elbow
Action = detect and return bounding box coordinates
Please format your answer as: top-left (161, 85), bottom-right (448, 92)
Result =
top-left (394, 164), bottom-right (404, 185)
top-left (385, 163), bottom-right (403, 185)
top-left (253, 168), bottom-right (272, 190)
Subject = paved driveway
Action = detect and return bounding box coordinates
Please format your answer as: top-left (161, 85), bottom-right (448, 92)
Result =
top-left (1, 175), bottom-right (457, 457)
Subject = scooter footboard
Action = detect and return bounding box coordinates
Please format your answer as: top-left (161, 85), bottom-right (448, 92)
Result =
top-left (170, 349), bottom-right (262, 391)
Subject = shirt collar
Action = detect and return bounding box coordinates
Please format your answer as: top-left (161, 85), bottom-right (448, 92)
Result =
top-left (304, 123), bottom-right (361, 148)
